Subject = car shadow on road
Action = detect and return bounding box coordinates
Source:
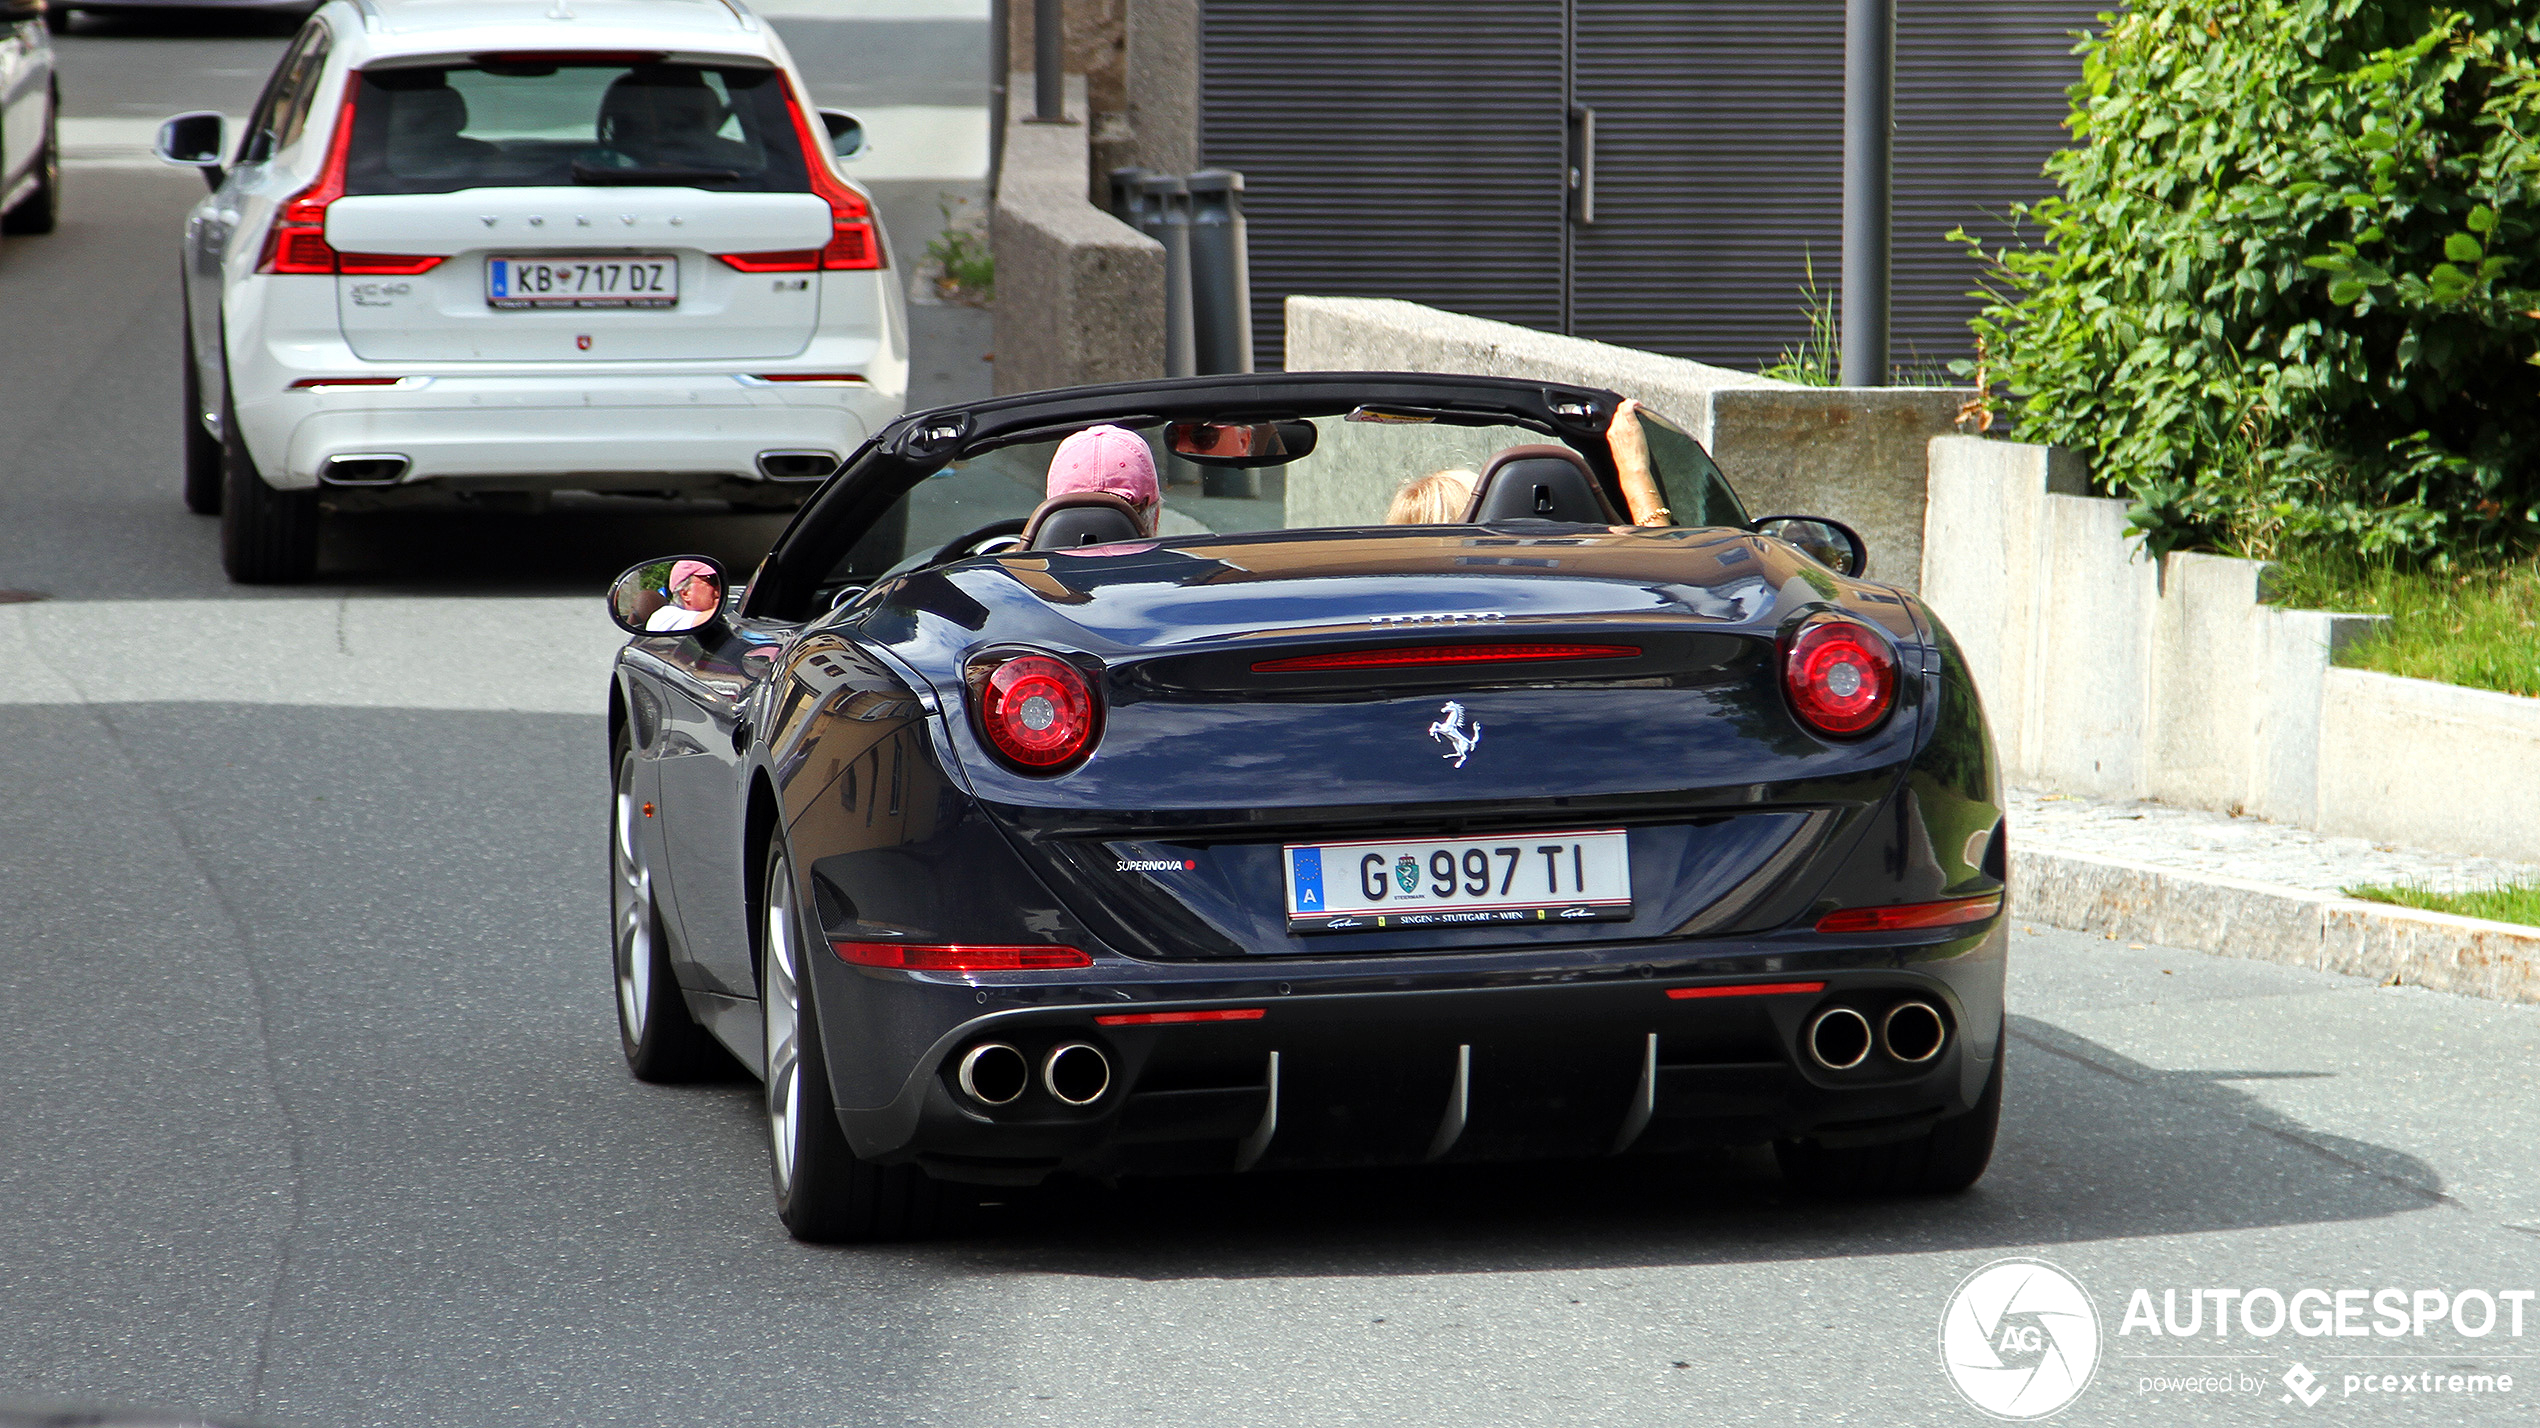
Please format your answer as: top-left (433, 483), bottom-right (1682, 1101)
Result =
top-left (310, 503), bottom-right (795, 595)
top-left (878, 1014), bottom-right (2445, 1277)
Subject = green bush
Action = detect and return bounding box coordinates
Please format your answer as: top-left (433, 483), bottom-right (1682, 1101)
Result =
top-left (1958, 0), bottom-right (2540, 562)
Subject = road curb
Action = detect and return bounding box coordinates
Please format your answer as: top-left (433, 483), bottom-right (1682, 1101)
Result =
top-left (2012, 846), bottom-right (2540, 1005)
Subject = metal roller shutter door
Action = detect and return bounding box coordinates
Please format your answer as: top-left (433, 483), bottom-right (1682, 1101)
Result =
top-left (1570, 0), bottom-right (1845, 370)
top-left (1891, 0), bottom-right (2107, 376)
top-left (1201, 0), bottom-right (1569, 374)
top-left (1205, 0), bottom-right (2104, 377)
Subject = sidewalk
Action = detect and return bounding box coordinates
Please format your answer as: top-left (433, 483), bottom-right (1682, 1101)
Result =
top-left (2006, 786), bottom-right (2540, 1005)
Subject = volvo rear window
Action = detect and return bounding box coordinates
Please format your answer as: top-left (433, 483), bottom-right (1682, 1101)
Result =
top-left (343, 59), bottom-right (811, 195)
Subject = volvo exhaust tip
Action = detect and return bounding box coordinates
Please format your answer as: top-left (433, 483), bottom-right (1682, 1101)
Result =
top-left (1042, 1042), bottom-right (1112, 1106)
top-left (956, 1043), bottom-right (1029, 1105)
top-left (319, 453), bottom-right (410, 487)
top-left (1804, 1006), bottom-right (1873, 1071)
top-left (1882, 1001), bottom-right (1947, 1064)
top-left (755, 449), bottom-right (841, 482)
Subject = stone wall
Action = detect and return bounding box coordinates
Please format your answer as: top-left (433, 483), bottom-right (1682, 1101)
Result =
top-left (1924, 434), bottom-right (2540, 864)
top-left (1282, 296), bottom-right (1969, 592)
top-left (988, 76), bottom-right (1164, 396)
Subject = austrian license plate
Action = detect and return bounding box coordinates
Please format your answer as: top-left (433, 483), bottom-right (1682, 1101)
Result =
top-left (486, 255), bottom-right (678, 309)
top-left (1283, 828), bottom-right (1631, 934)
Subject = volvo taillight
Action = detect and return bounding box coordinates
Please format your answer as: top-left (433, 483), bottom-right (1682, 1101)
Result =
top-left (970, 653), bottom-right (1100, 772)
top-left (256, 85), bottom-right (360, 275)
top-left (1781, 613), bottom-right (1897, 737)
top-left (777, 83), bottom-right (885, 271)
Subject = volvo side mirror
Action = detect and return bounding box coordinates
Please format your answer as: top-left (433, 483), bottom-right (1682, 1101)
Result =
top-left (155, 111), bottom-right (227, 190)
top-left (609, 555), bottom-right (727, 636)
top-left (819, 109), bottom-right (868, 161)
top-left (1751, 516), bottom-right (1869, 578)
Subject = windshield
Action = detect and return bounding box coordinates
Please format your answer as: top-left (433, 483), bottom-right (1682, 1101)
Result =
top-left (825, 413), bottom-right (1746, 587)
top-left (344, 60), bottom-right (810, 195)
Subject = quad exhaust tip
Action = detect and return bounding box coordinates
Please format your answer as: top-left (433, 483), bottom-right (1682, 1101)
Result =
top-left (1882, 1001), bottom-right (1948, 1064)
top-left (956, 1042), bottom-right (1029, 1105)
top-left (319, 453), bottom-right (410, 486)
top-left (1042, 1042), bottom-right (1112, 1106)
top-left (1803, 1006), bottom-right (1873, 1071)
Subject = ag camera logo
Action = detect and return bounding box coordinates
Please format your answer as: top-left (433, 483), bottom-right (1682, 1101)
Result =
top-left (1940, 1258), bottom-right (2101, 1419)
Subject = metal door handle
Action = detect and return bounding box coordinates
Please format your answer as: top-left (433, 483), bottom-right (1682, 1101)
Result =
top-left (1569, 104), bottom-right (1596, 226)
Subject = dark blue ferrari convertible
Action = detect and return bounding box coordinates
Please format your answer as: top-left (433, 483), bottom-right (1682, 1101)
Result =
top-left (602, 372), bottom-right (2008, 1241)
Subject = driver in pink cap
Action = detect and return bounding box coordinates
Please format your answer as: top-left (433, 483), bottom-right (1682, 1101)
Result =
top-left (1044, 424), bottom-right (1161, 534)
top-left (647, 559), bottom-right (721, 631)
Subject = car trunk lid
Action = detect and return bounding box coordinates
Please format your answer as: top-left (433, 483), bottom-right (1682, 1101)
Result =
top-left (327, 188), bottom-right (829, 361)
top-left (866, 527), bottom-right (1924, 956)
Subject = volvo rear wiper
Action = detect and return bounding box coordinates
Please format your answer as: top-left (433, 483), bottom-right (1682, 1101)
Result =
top-left (571, 161), bottom-right (742, 186)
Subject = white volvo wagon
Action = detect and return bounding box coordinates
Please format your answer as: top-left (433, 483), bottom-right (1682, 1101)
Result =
top-left (156, 0), bottom-right (907, 583)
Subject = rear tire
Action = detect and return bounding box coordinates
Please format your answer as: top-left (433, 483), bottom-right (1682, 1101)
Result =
top-left (1, 99), bottom-right (60, 236)
top-left (1775, 1039), bottom-right (2003, 1197)
top-left (761, 839), bottom-right (943, 1242)
top-left (181, 323), bottom-right (223, 515)
top-left (218, 373), bottom-right (319, 584)
top-left (612, 730), bottom-right (720, 1081)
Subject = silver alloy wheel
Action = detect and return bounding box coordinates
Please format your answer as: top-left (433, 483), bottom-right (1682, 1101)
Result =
top-left (611, 754), bottom-right (652, 1042)
top-left (763, 853), bottom-right (805, 1196)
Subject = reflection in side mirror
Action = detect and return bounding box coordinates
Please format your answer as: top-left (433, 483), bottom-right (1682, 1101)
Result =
top-left (819, 109), bottom-right (868, 161)
top-left (1164, 418), bottom-right (1319, 468)
top-left (1751, 516), bottom-right (1870, 578)
top-left (155, 111), bottom-right (228, 189)
top-left (609, 555), bottom-right (727, 636)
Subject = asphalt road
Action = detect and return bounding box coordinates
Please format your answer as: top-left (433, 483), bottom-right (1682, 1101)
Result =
top-left (6, 17), bottom-right (2540, 1428)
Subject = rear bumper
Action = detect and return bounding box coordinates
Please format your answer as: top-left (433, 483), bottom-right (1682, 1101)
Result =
top-left (235, 373), bottom-right (897, 492)
top-left (812, 925), bottom-right (2008, 1185)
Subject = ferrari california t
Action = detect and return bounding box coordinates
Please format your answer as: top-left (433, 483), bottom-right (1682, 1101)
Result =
top-left (602, 371), bottom-right (2008, 1241)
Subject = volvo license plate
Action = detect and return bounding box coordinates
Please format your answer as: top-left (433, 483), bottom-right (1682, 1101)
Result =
top-left (486, 255), bottom-right (678, 309)
top-left (1283, 828), bottom-right (1631, 934)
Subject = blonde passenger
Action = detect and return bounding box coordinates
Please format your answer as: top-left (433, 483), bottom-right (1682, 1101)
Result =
top-left (1385, 467), bottom-right (1479, 525)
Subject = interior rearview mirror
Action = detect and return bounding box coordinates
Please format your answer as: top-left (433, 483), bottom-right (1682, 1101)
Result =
top-left (819, 109), bottom-right (868, 161)
top-left (1751, 515), bottom-right (1869, 578)
top-left (1164, 418), bottom-right (1318, 468)
top-left (155, 111), bottom-right (227, 189)
top-left (609, 555), bottom-right (727, 636)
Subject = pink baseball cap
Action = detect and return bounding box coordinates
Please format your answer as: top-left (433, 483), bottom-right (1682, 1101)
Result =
top-left (668, 559), bottom-right (718, 589)
top-left (1046, 424), bottom-right (1160, 515)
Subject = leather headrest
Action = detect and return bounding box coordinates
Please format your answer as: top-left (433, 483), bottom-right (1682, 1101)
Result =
top-left (1023, 490), bottom-right (1148, 550)
top-left (600, 68), bottom-right (727, 144)
top-left (1464, 444), bottom-right (1617, 524)
top-left (390, 86), bottom-right (469, 142)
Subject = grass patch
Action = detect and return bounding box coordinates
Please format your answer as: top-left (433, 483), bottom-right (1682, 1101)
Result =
top-left (2343, 880), bottom-right (2540, 927)
top-left (924, 196), bottom-right (994, 306)
top-left (2258, 548), bottom-right (2540, 698)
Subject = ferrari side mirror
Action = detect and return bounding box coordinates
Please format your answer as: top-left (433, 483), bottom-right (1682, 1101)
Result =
top-left (1750, 515), bottom-right (1869, 578)
top-left (609, 555), bottom-right (728, 636)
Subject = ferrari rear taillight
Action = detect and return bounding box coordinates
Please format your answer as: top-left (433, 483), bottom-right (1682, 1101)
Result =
top-left (256, 85), bottom-right (360, 275)
top-left (1781, 614), bottom-right (1896, 737)
top-left (832, 942), bottom-right (1092, 970)
top-left (1814, 895), bottom-right (2001, 934)
top-left (973, 653), bottom-right (1100, 772)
